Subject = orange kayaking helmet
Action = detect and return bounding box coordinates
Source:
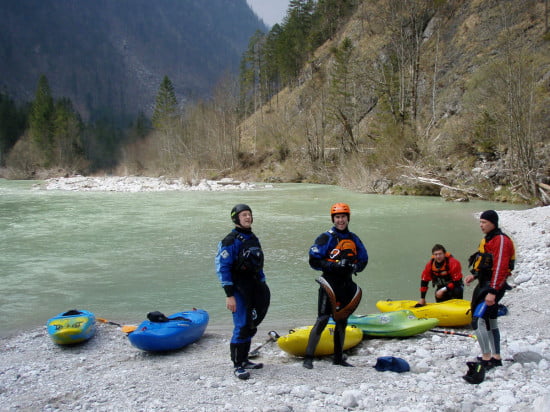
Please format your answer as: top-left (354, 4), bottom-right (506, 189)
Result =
top-left (330, 202), bottom-right (351, 221)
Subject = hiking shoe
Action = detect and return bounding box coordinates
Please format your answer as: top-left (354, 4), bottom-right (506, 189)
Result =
top-left (480, 359), bottom-right (494, 370)
top-left (476, 357), bottom-right (502, 369)
top-left (234, 367), bottom-right (250, 380)
top-left (333, 360), bottom-right (354, 367)
top-left (303, 358), bottom-right (313, 369)
top-left (242, 360), bottom-right (263, 369)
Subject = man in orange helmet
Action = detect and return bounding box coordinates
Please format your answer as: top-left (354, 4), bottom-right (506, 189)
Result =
top-left (303, 202), bottom-right (369, 369)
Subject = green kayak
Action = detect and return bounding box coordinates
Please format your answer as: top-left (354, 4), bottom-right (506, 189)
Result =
top-left (348, 310), bottom-right (439, 337)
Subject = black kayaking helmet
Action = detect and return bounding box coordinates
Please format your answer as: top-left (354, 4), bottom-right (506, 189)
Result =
top-left (231, 204), bottom-right (253, 226)
top-left (462, 361), bottom-right (485, 384)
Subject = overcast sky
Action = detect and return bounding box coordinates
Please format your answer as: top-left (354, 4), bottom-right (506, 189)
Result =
top-left (246, 0), bottom-right (289, 27)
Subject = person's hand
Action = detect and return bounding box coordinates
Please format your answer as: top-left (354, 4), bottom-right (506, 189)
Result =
top-left (435, 288), bottom-right (446, 299)
top-left (464, 274), bottom-right (475, 285)
top-left (485, 293), bottom-right (496, 306)
top-left (333, 260), bottom-right (353, 275)
top-left (415, 298), bottom-right (426, 307)
top-left (226, 296), bottom-right (237, 312)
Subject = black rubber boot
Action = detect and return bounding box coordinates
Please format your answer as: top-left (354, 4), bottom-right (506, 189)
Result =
top-left (333, 322), bottom-right (353, 367)
top-left (303, 356), bottom-right (313, 369)
top-left (302, 316), bottom-right (330, 369)
top-left (231, 342), bottom-right (251, 380)
top-left (241, 342), bottom-right (263, 369)
top-left (230, 343), bottom-right (239, 366)
top-left (303, 334), bottom-right (321, 369)
top-left (232, 342), bottom-right (250, 366)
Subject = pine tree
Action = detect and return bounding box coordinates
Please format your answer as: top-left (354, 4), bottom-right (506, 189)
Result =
top-left (0, 92), bottom-right (26, 165)
top-left (239, 30), bottom-right (266, 116)
top-left (52, 98), bottom-right (84, 168)
top-left (29, 75), bottom-right (55, 159)
top-left (329, 37), bottom-right (358, 153)
top-left (152, 76), bottom-right (178, 129)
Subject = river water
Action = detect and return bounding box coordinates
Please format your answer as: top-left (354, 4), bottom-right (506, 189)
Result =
top-left (0, 179), bottom-right (524, 337)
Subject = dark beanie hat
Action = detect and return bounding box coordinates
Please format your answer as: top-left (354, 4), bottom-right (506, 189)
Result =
top-left (480, 210), bottom-right (499, 227)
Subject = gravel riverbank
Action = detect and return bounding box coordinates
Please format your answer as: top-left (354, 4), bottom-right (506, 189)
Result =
top-left (1, 205), bottom-right (549, 411)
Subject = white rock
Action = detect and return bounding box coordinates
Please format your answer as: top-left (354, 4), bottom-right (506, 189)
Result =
top-left (341, 389), bottom-right (361, 408)
top-left (533, 394), bottom-right (550, 412)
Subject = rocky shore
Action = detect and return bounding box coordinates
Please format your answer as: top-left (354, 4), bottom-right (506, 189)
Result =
top-left (40, 176), bottom-right (265, 192)
top-left (1, 201), bottom-right (549, 411)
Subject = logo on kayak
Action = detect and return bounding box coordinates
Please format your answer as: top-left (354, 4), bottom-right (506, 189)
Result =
top-left (379, 315), bottom-right (390, 324)
top-left (52, 320), bottom-right (84, 330)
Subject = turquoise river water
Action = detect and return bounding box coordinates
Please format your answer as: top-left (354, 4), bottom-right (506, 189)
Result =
top-left (0, 179), bottom-right (524, 337)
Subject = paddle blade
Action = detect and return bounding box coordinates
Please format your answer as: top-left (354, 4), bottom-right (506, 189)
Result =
top-left (121, 325), bottom-right (137, 334)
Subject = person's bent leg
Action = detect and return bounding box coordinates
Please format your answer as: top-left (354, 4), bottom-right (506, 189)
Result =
top-left (230, 292), bottom-right (254, 379)
top-left (473, 317), bottom-right (492, 360)
top-left (333, 320), bottom-right (353, 367)
top-left (303, 315), bottom-right (330, 369)
top-left (488, 288), bottom-right (506, 363)
top-left (489, 318), bottom-right (502, 363)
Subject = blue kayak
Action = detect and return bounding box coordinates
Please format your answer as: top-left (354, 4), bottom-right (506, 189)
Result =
top-left (46, 309), bottom-right (96, 345)
top-left (128, 308), bottom-right (209, 351)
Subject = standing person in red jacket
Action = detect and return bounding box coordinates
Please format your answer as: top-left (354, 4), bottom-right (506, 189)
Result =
top-left (416, 244), bottom-right (464, 307)
top-left (465, 210), bottom-right (515, 370)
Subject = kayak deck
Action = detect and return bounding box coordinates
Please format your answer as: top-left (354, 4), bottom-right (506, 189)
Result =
top-left (376, 299), bottom-right (472, 327)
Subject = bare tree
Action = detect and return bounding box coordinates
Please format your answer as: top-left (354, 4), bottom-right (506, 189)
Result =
top-left (466, 47), bottom-right (543, 200)
top-left (328, 37), bottom-right (360, 154)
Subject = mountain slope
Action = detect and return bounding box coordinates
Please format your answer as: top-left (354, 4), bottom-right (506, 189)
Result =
top-left (238, 0), bottom-right (549, 201)
top-left (0, 0), bottom-right (266, 120)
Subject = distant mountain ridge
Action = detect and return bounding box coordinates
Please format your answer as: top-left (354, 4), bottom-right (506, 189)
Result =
top-left (0, 0), bottom-right (267, 121)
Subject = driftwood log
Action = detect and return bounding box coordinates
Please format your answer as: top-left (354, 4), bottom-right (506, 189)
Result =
top-left (401, 175), bottom-right (480, 198)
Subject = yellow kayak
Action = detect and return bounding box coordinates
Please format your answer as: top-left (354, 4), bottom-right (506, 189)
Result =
top-left (376, 299), bottom-right (472, 327)
top-left (277, 325), bottom-right (363, 357)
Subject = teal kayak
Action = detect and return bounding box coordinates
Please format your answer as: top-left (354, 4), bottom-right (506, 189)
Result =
top-left (347, 310), bottom-right (439, 337)
top-left (46, 309), bottom-right (96, 345)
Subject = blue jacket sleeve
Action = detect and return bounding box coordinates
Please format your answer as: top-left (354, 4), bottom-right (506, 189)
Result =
top-left (215, 238), bottom-right (237, 288)
top-left (309, 232), bottom-right (335, 272)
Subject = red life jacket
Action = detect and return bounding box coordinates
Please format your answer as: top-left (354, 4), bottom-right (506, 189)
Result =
top-left (430, 252), bottom-right (452, 287)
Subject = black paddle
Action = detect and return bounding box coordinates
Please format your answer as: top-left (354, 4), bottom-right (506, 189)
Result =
top-left (430, 329), bottom-right (477, 339)
top-left (97, 317), bottom-right (137, 333)
top-left (249, 330), bottom-right (280, 358)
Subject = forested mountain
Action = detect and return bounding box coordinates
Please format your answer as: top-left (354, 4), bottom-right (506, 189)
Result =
top-left (235, 0), bottom-right (550, 204)
top-left (0, 0), bottom-right (266, 121)
top-left (1, 0), bottom-right (548, 205)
